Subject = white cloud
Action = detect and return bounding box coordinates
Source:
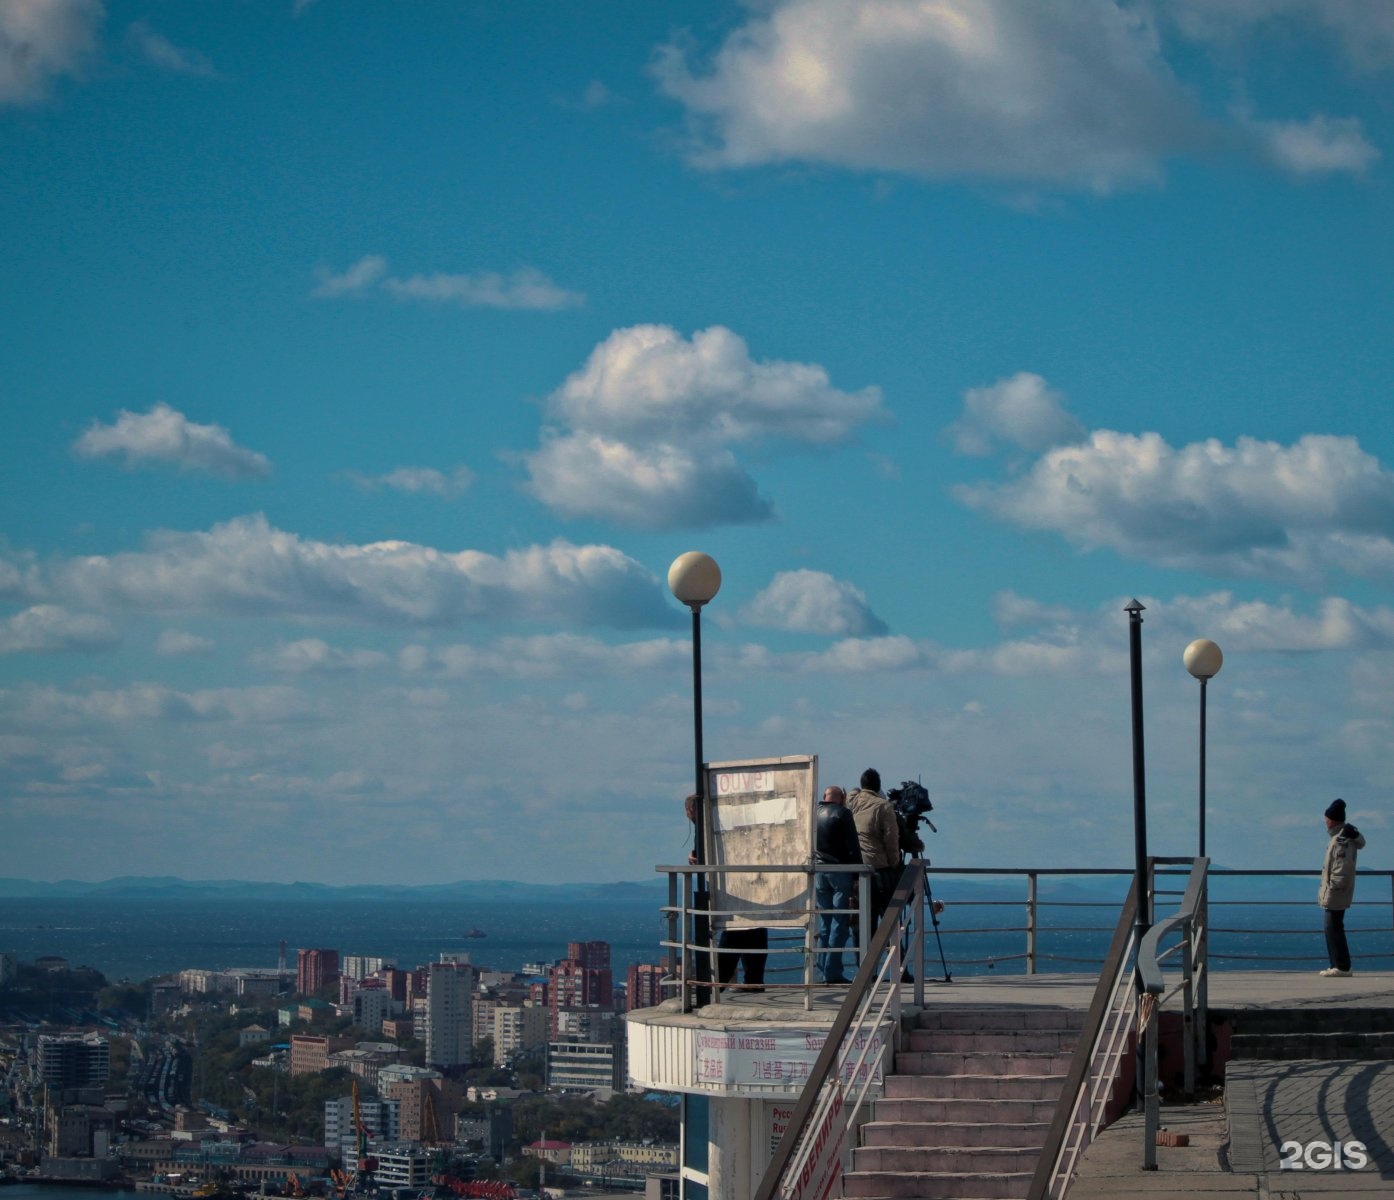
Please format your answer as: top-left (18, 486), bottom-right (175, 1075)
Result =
top-left (1251, 114), bottom-right (1380, 177)
top-left (73, 403), bottom-right (272, 479)
top-left (953, 394), bottom-right (1394, 584)
top-left (0, 605), bottom-right (117, 655)
top-left (260, 639), bottom-right (391, 673)
top-left (0, 0), bottom-right (102, 107)
top-left (946, 372), bottom-right (1086, 456)
top-left (349, 465), bottom-right (475, 498)
top-left (523, 324), bottom-right (884, 528)
top-left (312, 256), bottom-right (583, 310)
top-left (384, 267), bottom-right (584, 311)
top-left (4, 682), bottom-right (315, 727)
top-left (654, 0), bottom-right (1201, 191)
top-left (739, 569), bottom-right (889, 637)
top-left (38, 514), bottom-right (672, 629)
top-left (128, 20), bottom-right (217, 77)
top-left (312, 255), bottom-right (388, 298)
top-left (155, 629), bottom-right (214, 657)
top-left (407, 634), bottom-right (687, 680)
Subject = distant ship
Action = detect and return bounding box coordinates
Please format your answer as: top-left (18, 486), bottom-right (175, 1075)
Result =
top-left (465, 927), bottom-right (487, 939)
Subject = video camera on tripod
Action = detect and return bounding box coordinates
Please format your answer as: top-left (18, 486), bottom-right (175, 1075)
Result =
top-left (887, 779), bottom-right (936, 859)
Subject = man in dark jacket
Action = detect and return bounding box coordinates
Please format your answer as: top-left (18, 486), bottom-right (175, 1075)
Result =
top-left (815, 786), bottom-right (863, 984)
top-left (1319, 797), bottom-right (1367, 977)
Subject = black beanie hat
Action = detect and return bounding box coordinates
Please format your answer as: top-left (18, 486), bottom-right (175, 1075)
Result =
top-left (1325, 798), bottom-right (1346, 822)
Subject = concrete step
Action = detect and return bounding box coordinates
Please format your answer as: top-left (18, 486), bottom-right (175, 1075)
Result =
top-left (894, 1050), bottom-right (1075, 1077)
top-left (913, 1007), bottom-right (1087, 1033)
top-left (855, 1144), bottom-right (1039, 1174)
top-left (862, 1120), bottom-right (1050, 1149)
top-left (842, 1169), bottom-right (1033, 1198)
top-left (1230, 1031), bottom-right (1394, 1060)
top-left (872, 1097), bottom-right (1057, 1124)
top-left (884, 1072), bottom-right (1065, 1101)
top-left (906, 1029), bottom-right (1079, 1054)
top-left (1224, 1006), bottom-right (1394, 1036)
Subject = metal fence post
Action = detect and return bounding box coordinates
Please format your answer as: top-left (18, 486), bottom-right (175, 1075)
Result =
top-left (1027, 871), bottom-right (1038, 975)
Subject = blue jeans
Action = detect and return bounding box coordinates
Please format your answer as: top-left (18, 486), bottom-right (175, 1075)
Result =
top-left (817, 871), bottom-right (856, 983)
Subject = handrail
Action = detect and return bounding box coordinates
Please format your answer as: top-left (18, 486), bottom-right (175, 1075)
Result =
top-left (1025, 875), bottom-right (1138, 1200)
top-left (1137, 857), bottom-right (1209, 1171)
top-left (752, 861), bottom-right (926, 1200)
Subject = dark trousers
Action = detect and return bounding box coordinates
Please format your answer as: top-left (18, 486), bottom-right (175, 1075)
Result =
top-left (1325, 907), bottom-right (1351, 971)
top-left (871, 866), bottom-right (902, 929)
top-left (717, 927), bottom-right (767, 987)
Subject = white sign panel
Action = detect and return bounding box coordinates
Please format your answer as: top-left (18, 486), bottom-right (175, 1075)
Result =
top-left (705, 755), bottom-right (816, 928)
top-left (693, 1025), bottom-right (886, 1089)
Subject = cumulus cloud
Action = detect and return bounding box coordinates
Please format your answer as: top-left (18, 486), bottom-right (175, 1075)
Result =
top-left (654, 0), bottom-right (1201, 191)
top-left (312, 255), bottom-right (583, 310)
top-left (73, 403), bottom-right (272, 479)
top-left (0, 0), bottom-right (102, 107)
top-left (128, 20), bottom-right (217, 77)
top-left (35, 514), bottom-right (673, 629)
top-left (0, 605), bottom-right (117, 655)
top-left (738, 569), bottom-right (889, 636)
top-left (946, 372), bottom-right (1086, 456)
top-left (1251, 114), bottom-right (1380, 177)
top-left (260, 639), bottom-right (391, 673)
top-left (4, 682), bottom-right (316, 726)
top-left (950, 380), bottom-right (1394, 584)
top-left (155, 629), bottom-right (214, 657)
top-left (403, 633), bottom-right (687, 680)
top-left (523, 324), bottom-right (885, 528)
top-left (348, 465), bottom-right (475, 498)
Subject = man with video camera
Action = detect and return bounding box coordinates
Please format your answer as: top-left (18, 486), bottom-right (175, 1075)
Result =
top-left (846, 768), bottom-right (900, 929)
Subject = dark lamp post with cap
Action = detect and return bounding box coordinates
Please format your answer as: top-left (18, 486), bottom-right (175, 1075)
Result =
top-left (669, 551), bottom-right (721, 1002)
top-left (1183, 638), bottom-right (1223, 859)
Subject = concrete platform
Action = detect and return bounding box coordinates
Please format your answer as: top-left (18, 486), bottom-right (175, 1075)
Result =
top-left (698, 970), bottom-right (1394, 1196)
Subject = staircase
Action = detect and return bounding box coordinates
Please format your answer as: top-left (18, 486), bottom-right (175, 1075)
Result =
top-left (843, 1007), bottom-right (1085, 1200)
top-left (1228, 1007), bottom-right (1394, 1060)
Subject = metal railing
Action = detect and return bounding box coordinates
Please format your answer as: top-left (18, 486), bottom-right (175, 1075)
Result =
top-left (1025, 877), bottom-right (1140, 1200)
top-left (659, 863), bottom-right (875, 1011)
top-left (753, 863), bottom-right (927, 1200)
top-left (1138, 856), bottom-right (1210, 1171)
top-left (919, 866), bottom-right (1394, 974)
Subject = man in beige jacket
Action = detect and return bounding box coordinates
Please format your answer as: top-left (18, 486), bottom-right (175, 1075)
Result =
top-left (846, 768), bottom-right (900, 928)
top-left (1319, 797), bottom-right (1366, 978)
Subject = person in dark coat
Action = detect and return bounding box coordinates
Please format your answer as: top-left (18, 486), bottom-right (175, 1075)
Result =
top-left (815, 786), bottom-right (863, 984)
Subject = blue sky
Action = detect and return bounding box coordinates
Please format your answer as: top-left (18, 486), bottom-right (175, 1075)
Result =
top-left (2, 0), bottom-right (1392, 885)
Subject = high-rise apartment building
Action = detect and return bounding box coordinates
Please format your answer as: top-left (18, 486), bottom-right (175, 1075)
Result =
top-left (548, 941), bottom-right (613, 1038)
top-left (297, 948), bottom-right (340, 995)
top-left (424, 960), bottom-right (474, 1069)
top-left (626, 963), bottom-right (666, 1011)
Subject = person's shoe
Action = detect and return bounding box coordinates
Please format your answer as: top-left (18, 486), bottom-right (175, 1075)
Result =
top-left (1320, 967), bottom-right (1353, 977)
top-left (822, 974), bottom-right (847, 985)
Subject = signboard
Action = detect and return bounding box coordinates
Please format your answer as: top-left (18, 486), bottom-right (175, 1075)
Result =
top-left (693, 1025), bottom-right (887, 1089)
top-left (704, 755), bottom-right (816, 928)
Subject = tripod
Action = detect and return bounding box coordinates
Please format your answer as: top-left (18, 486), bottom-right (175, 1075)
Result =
top-left (903, 854), bottom-right (952, 983)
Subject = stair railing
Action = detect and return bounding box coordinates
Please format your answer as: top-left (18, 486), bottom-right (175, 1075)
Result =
top-left (752, 861), bottom-right (927, 1200)
top-left (1025, 876), bottom-right (1140, 1200)
top-left (1137, 856), bottom-right (1210, 1170)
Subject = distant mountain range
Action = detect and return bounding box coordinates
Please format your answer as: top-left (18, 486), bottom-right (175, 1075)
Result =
top-left (0, 868), bottom-right (1298, 904)
top-left (0, 875), bottom-right (670, 902)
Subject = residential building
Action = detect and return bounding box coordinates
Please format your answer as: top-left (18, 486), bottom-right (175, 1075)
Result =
top-left (626, 963), bottom-right (667, 1012)
top-left (493, 1003), bottom-right (548, 1066)
top-left (548, 941), bottom-right (613, 1039)
top-left (296, 948), bottom-right (340, 995)
top-left (323, 1095), bottom-right (399, 1160)
top-left (342, 955), bottom-right (395, 980)
top-left (424, 959), bottom-right (473, 1069)
top-left (289, 1034), bottom-right (353, 1077)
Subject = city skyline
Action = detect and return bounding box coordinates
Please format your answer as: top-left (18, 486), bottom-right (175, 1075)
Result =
top-left (2, 1), bottom-right (1392, 884)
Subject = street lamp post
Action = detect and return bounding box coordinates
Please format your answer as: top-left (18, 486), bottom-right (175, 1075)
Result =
top-left (1183, 639), bottom-right (1223, 860)
top-left (1125, 600), bottom-right (1150, 940)
top-left (668, 551), bottom-right (722, 1003)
